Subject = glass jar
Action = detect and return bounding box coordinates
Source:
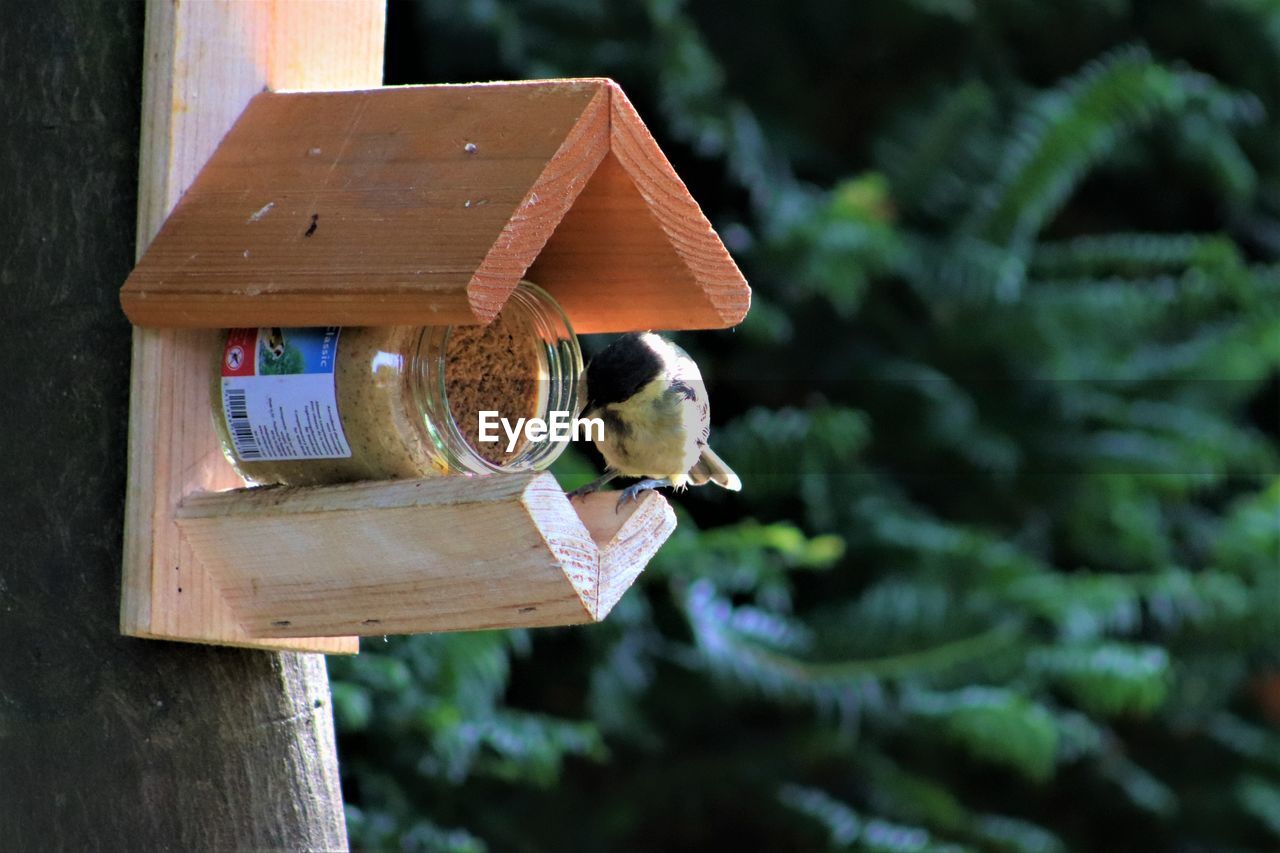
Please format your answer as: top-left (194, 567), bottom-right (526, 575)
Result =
top-left (212, 281), bottom-right (583, 487)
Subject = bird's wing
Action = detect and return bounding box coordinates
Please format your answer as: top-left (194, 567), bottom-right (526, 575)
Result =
top-left (662, 341), bottom-right (712, 446)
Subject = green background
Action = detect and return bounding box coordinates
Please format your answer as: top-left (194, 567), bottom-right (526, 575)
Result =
top-left (330, 2), bottom-right (1280, 850)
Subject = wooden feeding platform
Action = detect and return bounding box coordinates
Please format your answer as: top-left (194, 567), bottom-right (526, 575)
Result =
top-left (119, 0), bottom-right (749, 654)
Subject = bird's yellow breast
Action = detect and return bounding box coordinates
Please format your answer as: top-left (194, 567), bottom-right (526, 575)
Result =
top-left (594, 377), bottom-right (701, 484)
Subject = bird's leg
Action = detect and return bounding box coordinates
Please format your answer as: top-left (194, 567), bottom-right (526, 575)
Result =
top-left (616, 478), bottom-right (673, 510)
top-left (567, 470), bottom-right (619, 499)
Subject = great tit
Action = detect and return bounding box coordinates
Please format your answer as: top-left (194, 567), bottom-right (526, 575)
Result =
top-left (571, 331), bottom-right (741, 504)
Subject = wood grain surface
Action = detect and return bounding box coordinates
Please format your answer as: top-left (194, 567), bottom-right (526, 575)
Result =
top-left (120, 79), bottom-right (750, 330)
top-left (175, 473), bottom-right (675, 637)
top-left (121, 0), bottom-right (383, 653)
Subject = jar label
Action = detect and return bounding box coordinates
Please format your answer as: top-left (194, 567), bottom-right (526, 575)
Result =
top-left (220, 327), bottom-right (353, 461)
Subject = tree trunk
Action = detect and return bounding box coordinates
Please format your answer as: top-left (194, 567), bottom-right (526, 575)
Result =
top-left (0, 2), bottom-right (348, 848)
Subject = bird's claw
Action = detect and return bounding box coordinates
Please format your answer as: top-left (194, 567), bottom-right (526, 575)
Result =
top-left (614, 479), bottom-right (672, 513)
top-left (615, 486), bottom-right (644, 510)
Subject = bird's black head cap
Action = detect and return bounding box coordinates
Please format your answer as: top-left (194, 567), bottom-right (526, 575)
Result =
top-left (584, 332), bottom-right (664, 412)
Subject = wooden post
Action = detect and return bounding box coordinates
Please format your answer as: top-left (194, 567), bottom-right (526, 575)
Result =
top-left (0, 2), bottom-right (350, 848)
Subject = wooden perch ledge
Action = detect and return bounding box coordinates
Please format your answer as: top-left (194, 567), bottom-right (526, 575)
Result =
top-left (119, 79), bottom-right (750, 333)
top-left (174, 473), bottom-right (675, 638)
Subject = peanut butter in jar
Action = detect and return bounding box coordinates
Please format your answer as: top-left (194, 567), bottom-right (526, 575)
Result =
top-left (212, 282), bottom-right (582, 487)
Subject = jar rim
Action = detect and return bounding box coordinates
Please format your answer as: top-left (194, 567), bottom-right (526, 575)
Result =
top-left (413, 281), bottom-right (583, 476)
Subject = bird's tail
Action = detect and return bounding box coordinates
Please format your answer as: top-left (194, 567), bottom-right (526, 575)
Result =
top-left (688, 445), bottom-right (742, 491)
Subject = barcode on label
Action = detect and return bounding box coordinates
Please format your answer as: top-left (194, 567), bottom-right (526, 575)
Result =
top-left (224, 387), bottom-right (263, 460)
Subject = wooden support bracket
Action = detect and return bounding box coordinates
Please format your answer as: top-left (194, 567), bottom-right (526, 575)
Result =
top-left (120, 0), bottom-right (744, 654)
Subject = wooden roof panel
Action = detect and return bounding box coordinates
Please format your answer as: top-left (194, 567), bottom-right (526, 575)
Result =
top-left (120, 78), bottom-right (750, 331)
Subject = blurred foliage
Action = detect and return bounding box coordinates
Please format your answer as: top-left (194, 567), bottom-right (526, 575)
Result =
top-left (331, 1), bottom-right (1280, 849)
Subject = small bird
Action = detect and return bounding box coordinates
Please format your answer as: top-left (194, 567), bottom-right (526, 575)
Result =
top-left (570, 332), bottom-right (741, 505)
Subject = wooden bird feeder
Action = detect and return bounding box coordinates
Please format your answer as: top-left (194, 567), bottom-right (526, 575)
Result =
top-left (120, 0), bottom-right (749, 655)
